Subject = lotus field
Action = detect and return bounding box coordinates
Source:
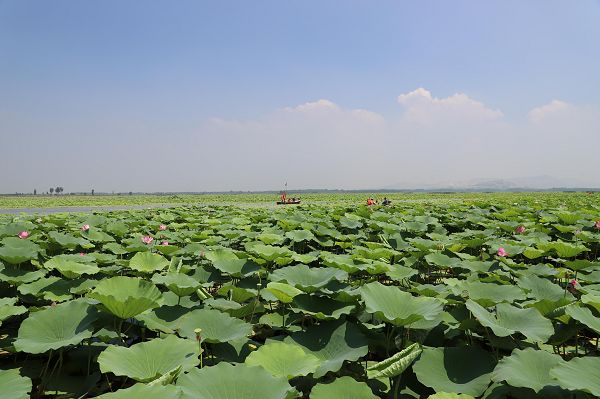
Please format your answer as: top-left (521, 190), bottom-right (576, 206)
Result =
top-left (1, 194), bottom-right (600, 398)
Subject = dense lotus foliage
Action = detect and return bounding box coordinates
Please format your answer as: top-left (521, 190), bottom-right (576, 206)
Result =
top-left (0, 193), bottom-right (599, 398)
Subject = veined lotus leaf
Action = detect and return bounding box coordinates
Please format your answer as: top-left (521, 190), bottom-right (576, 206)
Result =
top-left (522, 247), bottom-right (546, 259)
top-left (82, 229), bottom-right (115, 243)
top-left (256, 233), bottom-right (285, 245)
top-left (289, 294), bottom-right (355, 320)
top-left (427, 394), bottom-right (475, 399)
top-left (285, 319), bottom-right (368, 378)
top-left (177, 362), bottom-right (296, 399)
top-left (95, 383), bottom-right (182, 399)
top-left (340, 216), bottom-right (362, 229)
top-left (581, 294), bottom-right (600, 313)
top-left (452, 281), bottom-right (526, 306)
top-left (0, 369), bottom-right (32, 399)
top-left (204, 249), bottom-right (260, 277)
top-left (0, 237), bottom-right (41, 264)
top-left (367, 343), bottom-right (422, 379)
top-left (549, 356), bottom-right (600, 396)
top-left (104, 221), bottom-right (129, 237)
top-left (360, 282), bottom-right (444, 326)
top-left (564, 260), bottom-right (600, 272)
top-left (492, 348), bottom-right (563, 393)
top-left (0, 297), bottom-right (27, 325)
top-left (175, 308), bottom-right (252, 343)
top-left (103, 242), bottom-right (128, 255)
top-left (466, 299), bottom-right (554, 342)
top-left (413, 346), bottom-right (496, 397)
top-left (14, 299), bottom-right (98, 353)
top-left (245, 243), bottom-right (293, 262)
top-left (310, 376), bottom-right (377, 399)
top-left (48, 231), bottom-right (90, 250)
top-left (17, 276), bottom-right (74, 302)
top-left (129, 252), bottom-right (169, 273)
top-left (152, 273), bottom-right (200, 297)
top-left (425, 252), bottom-right (459, 268)
top-left (0, 221), bottom-right (35, 238)
top-left (320, 253), bottom-right (364, 274)
top-left (537, 241), bottom-right (588, 258)
top-left (565, 304), bottom-right (600, 334)
top-left (135, 305), bottom-right (191, 334)
top-left (285, 230), bottom-right (315, 242)
top-left (0, 264), bottom-right (46, 285)
top-left (88, 276), bottom-right (163, 319)
top-left (386, 264), bottom-right (418, 282)
top-left (516, 274), bottom-right (565, 302)
top-left (44, 256), bottom-right (100, 279)
top-left (291, 252), bottom-right (319, 264)
top-left (245, 341), bottom-right (321, 379)
top-left (204, 297), bottom-right (262, 318)
top-left (270, 265), bottom-right (348, 293)
top-left (266, 282), bottom-right (303, 303)
top-left (98, 335), bottom-right (199, 382)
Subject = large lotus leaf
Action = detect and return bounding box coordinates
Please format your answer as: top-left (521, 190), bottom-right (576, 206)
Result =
top-left (565, 304), bottom-right (600, 334)
top-left (245, 243), bottom-right (293, 262)
top-left (0, 369), bottom-right (32, 399)
top-left (257, 233), bottom-right (286, 245)
top-left (270, 265), bottom-right (347, 293)
top-left (453, 281), bottom-right (526, 306)
top-left (17, 276), bottom-right (75, 302)
top-left (549, 357), bottom-right (600, 396)
top-left (386, 264), bottom-right (419, 281)
top-left (177, 362), bottom-right (296, 399)
top-left (517, 274), bottom-right (565, 302)
top-left (538, 241), bottom-right (588, 258)
top-left (175, 308), bottom-right (252, 343)
top-left (492, 348), bottom-right (563, 393)
top-left (14, 299), bottom-right (98, 354)
top-left (266, 282), bottom-right (304, 303)
top-left (427, 394), bottom-right (475, 399)
top-left (129, 252), bottom-right (169, 273)
top-left (425, 252), bottom-right (459, 268)
top-left (320, 253), bottom-right (365, 273)
top-left (0, 237), bottom-right (40, 264)
top-left (98, 335), bottom-right (199, 382)
top-left (0, 297), bottom-right (27, 325)
top-left (285, 319), bottom-right (368, 378)
top-left (310, 376), bottom-right (377, 399)
top-left (95, 383), bottom-right (182, 399)
top-left (135, 305), bottom-right (191, 333)
top-left (88, 276), bottom-right (163, 319)
top-left (44, 256), bottom-right (100, 279)
top-left (289, 294), bottom-right (355, 320)
top-left (245, 341), bottom-right (321, 379)
top-left (366, 343), bottom-right (422, 378)
top-left (564, 260), bottom-right (600, 272)
top-left (285, 230), bottom-right (315, 242)
top-left (152, 273), bottom-right (200, 297)
top-left (205, 249), bottom-right (260, 277)
top-left (360, 282), bottom-right (444, 326)
top-left (48, 231), bottom-right (90, 250)
top-left (0, 264), bottom-right (46, 285)
top-left (581, 294), bottom-right (600, 313)
top-left (466, 299), bottom-right (553, 342)
top-left (0, 221), bottom-right (35, 238)
top-left (413, 346), bottom-right (496, 397)
top-left (82, 229), bottom-right (115, 243)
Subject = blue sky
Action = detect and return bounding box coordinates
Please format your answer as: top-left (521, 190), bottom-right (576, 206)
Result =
top-left (1, 1), bottom-right (599, 192)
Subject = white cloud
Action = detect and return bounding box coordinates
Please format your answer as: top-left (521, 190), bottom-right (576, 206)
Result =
top-left (397, 88), bottom-right (504, 125)
top-left (528, 100), bottom-right (571, 123)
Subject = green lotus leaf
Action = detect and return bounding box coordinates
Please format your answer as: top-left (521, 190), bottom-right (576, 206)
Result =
top-left (88, 276), bottom-right (163, 319)
top-left (452, 281), bottom-right (526, 306)
top-left (310, 376), bottom-right (377, 399)
top-left (517, 274), bottom-right (565, 302)
top-left (82, 229), bottom-right (115, 243)
top-left (565, 304), bottom-right (600, 334)
top-left (135, 305), bottom-right (191, 334)
top-left (245, 341), bottom-right (321, 379)
top-left (44, 256), bottom-right (100, 279)
top-left (320, 253), bottom-right (364, 274)
top-left (14, 299), bottom-right (98, 354)
top-left (152, 272), bottom-right (200, 297)
top-left (95, 383), bottom-right (182, 399)
top-left (266, 282), bottom-right (304, 303)
top-left (0, 369), bottom-right (32, 399)
top-left (177, 362), bottom-right (296, 399)
top-left (564, 260), bottom-right (600, 272)
top-left (129, 252), bottom-right (169, 273)
top-left (256, 233), bottom-right (285, 245)
top-left (98, 335), bottom-right (199, 382)
top-left (0, 297), bottom-right (27, 325)
top-left (0, 264), bottom-right (46, 285)
top-left (48, 231), bottom-right (90, 250)
top-left (549, 357), bottom-right (600, 396)
top-left (492, 348), bottom-right (563, 393)
top-left (245, 243), bottom-right (293, 262)
top-left (285, 230), bottom-right (315, 242)
top-left (413, 346), bottom-right (496, 397)
top-left (0, 237), bottom-right (41, 264)
top-left (289, 294), bottom-right (354, 320)
top-left (17, 276), bottom-right (74, 302)
top-left (270, 265), bottom-right (348, 293)
top-left (366, 343), bottom-right (422, 379)
top-left (537, 241), bottom-right (588, 258)
top-left (386, 264), bottom-right (419, 281)
top-left (360, 282), bottom-right (444, 326)
top-left (285, 320), bottom-right (368, 378)
top-left (425, 252), bottom-right (459, 268)
top-left (466, 299), bottom-right (554, 342)
top-left (581, 294), bottom-right (600, 313)
top-left (0, 221), bottom-right (35, 238)
top-left (175, 308), bottom-right (252, 343)
top-left (204, 249), bottom-right (260, 277)
top-left (427, 394), bottom-right (475, 399)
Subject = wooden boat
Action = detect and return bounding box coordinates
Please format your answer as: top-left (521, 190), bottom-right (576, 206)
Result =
top-left (276, 183), bottom-right (301, 205)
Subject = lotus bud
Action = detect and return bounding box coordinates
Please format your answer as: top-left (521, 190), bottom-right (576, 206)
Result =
top-left (18, 231), bottom-right (29, 239)
top-left (497, 247), bottom-right (508, 257)
top-left (194, 328), bottom-right (202, 341)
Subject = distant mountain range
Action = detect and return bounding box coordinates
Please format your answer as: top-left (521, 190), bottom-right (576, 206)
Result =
top-left (384, 175), bottom-right (599, 191)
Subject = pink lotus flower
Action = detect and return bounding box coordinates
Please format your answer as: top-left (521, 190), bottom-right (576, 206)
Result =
top-left (595, 221), bottom-right (600, 229)
top-left (141, 235), bottom-right (154, 244)
top-left (79, 252), bottom-right (85, 256)
top-left (569, 278), bottom-right (578, 286)
top-left (159, 224), bottom-right (168, 231)
top-left (18, 231), bottom-right (29, 239)
top-left (515, 225), bottom-right (526, 234)
top-left (161, 241), bottom-right (169, 246)
top-left (81, 224), bottom-right (90, 231)
top-left (497, 247), bottom-right (508, 257)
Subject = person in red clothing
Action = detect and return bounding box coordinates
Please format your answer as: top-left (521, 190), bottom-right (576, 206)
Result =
top-left (366, 198), bottom-right (373, 205)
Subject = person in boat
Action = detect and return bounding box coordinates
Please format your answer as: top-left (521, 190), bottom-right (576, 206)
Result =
top-left (366, 198), bottom-right (373, 205)
top-left (382, 197), bottom-right (391, 205)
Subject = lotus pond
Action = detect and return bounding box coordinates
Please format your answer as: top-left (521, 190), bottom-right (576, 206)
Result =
top-left (1, 194), bottom-right (599, 398)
